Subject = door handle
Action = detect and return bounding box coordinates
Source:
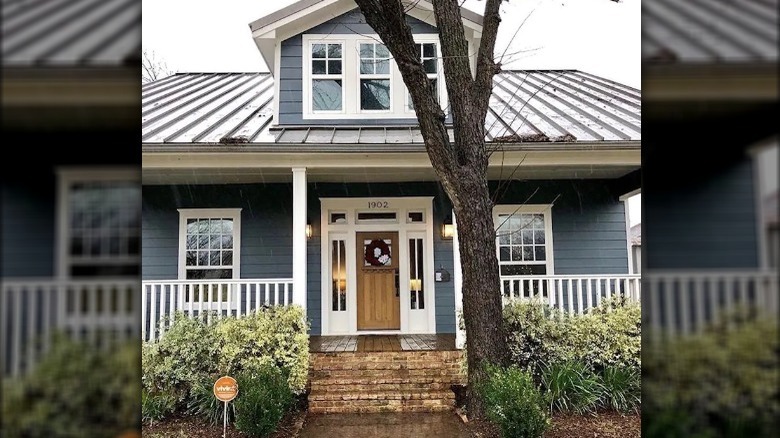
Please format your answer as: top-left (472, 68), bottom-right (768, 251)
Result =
top-left (394, 269), bottom-right (400, 297)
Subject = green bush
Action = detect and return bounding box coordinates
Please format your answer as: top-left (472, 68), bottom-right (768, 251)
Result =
top-left (1, 336), bottom-right (140, 438)
top-left (142, 389), bottom-right (176, 425)
top-left (141, 305), bottom-right (309, 421)
top-left (478, 364), bottom-right (550, 438)
top-left (503, 297), bottom-right (641, 376)
top-left (541, 361), bottom-right (603, 415)
top-left (643, 316), bottom-right (779, 437)
top-left (599, 365), bottom-right (640, 413)
top-left (233, 365), bottom-right (294, 438)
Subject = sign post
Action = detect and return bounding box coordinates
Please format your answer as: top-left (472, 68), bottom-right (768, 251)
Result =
top-left (213, 376), bottom-right (238, 438)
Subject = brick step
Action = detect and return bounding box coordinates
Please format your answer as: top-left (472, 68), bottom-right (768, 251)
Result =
top-left (308, 396), bottom-right (455, 414)
top-left (309, 389), bottom-right (455, 402)
top-left (311, 381), bottom-right (455, 393)
top-left (310, 356), bottom-right (463, 372)
top-left (310, 368), bottom-right (462, 380)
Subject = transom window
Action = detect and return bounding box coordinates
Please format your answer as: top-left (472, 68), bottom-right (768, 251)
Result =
top-left (178, 209), bottom-right (241, 280)
top-left (493, 206), bottom-right (553, 276)
top-left (359, 42), bottom-right (391, 111)
top-left (58, 170), bottom-right (140, 278)
top-left (311, 42), bottom-right (343, 112)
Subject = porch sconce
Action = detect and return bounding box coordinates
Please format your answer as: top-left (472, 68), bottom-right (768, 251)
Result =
top-left (442, 215), bottom-right (454, 239)
top-left (410, 279), bottom-right (422, 292)
top-left (306, 219), bottom-right (313, 239)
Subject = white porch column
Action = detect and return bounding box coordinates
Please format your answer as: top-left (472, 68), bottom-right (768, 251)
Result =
top-left (292, 168), bottom-right (307, 310)
top-left (453, 212), bottom-right (465, 349)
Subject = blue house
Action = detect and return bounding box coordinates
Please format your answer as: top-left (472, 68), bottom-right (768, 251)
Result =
top-left (140, 0), bottom-right (642, 345)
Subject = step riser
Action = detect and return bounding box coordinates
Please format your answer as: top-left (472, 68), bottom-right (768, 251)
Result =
top-left (309, 399), bottom-right (455, 414)
top-left (311, 383), bottom-right (454, 392)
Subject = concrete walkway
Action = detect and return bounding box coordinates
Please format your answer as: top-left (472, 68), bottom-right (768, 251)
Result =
top-left (299, 412), bottom-right (470, 438)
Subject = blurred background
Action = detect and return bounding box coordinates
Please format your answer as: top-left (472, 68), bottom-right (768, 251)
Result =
top-left (2, 0), bottom-right (142, 436)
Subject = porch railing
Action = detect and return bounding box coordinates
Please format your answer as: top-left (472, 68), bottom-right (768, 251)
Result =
top-left (141, 278), bottom-right (294, 342)
top-left (643, 270), bottom-right (778, 337)
top-left (1, 278), bottom-right (139, 377)
top-left (500, 274), bottom-right (642, 314)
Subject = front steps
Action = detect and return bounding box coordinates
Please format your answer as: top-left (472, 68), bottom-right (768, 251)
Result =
top-left (308, 350), bottom-right (464, 414)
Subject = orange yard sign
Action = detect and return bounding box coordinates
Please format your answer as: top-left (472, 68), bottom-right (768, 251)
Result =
top-left (213, 376), bottom-right (238, 402)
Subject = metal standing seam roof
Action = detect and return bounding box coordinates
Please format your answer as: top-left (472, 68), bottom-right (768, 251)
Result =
top-left (642, 0), bottom-right (778, 64)
top-left (1, 0), bottom-right (140, 66)
top-left (142, 70), bottom-right (641, 145)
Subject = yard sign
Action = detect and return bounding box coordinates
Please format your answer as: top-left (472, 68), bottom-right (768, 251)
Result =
top-left (213, 376), bottom-right (238, 438)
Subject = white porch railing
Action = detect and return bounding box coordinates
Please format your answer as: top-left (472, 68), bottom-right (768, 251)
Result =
top-left (643, 270), bottom-right (779, 337)
top-left (1, 278), bottom-right (139, 377)
top-left (500, 274), bottom-right (642, 314)
top-left (141, 278), bottom-right (294, 342)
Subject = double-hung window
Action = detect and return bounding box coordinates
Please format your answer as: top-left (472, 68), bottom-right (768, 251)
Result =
top-left (408, 42), bottom-right (439, 110)
top-left (494, 205), bottom-right (554, 300)
top-left (311, 43), bottom-right (344, 112)
top-left (359, 42), bottom-right (391, 111)
top-left (178, 209), bottom-right (241, 281)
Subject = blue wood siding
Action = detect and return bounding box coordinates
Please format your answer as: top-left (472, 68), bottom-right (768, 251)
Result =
top-left (644, 156), bottom-right (759, 269)
top-left (279, 8), bottom-right (439, 125)
top-left (142, 180), bottom-right (629, 335)
top-left (1, 180), bottom-right (56, 278)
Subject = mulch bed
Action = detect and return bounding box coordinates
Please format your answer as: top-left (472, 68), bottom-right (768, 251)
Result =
top-left (142, 409), bottom-right (306, 438)
top-left (461, 409), bottom-right (640, 438)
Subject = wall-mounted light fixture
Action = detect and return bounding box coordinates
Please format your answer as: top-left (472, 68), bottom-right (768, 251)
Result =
top-left (306, 218), bottom-right (313, 239)
top-left (442, 215), bottom-right (454, 239)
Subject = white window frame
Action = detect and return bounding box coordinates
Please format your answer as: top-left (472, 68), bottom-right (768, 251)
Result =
top-left (493, 204), bottom-right (555, 276)
top-left (177, 208), bottom-right (242, 280)
top-left (357, 41), bottom-right (393, 113)
top-left (307, 40), bottom-right (346, 115)
top-left (302, 33), bottom-right (445, 120)
top-left (56, 168), bottom-right (140, 279)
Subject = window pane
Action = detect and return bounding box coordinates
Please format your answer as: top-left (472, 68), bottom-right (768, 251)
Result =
top-left (535, 246), bottom-right (546, 261)
top-left (423, 43), bottom-right (436, 58)
top-left (327, 43), bottom-right (342, 58)
top-left (360, 79), bottom-right (390, 110)
top-left (498, 232), bottom-right (510, 245)
top-left (523, 246), bottom-right (534, 261)
top-left (328, 60), bottom-right (342, 74)
top-left (197, 251), bottom-right (209, 266)
top-left (221, 250), bottom-right (233, 265)
top-left (332, 240), bottom-right (347, 311)
top-left (499, 246), bottom-right (511, 261)
top-left (186, 251), bottom-right (197, 266)
top-left (522, 230), bottom-right (533, 244)
top-left (376, 59), bottom-right (389, 74)
top-left (186, 235), bottom-right (197, 250)
top-left (534, 230), bottom-right (545, 244)
top-left (198, 235), bottom-right (209, 249)
top-left (186, 269), bottom-right (232, 280)
top-left (313, 79), bottom-right (343, 111)
top-left (423, 58), bottom-right (437, 74)
top-left (312, 44), bottom-right (326, 58)
top-left (512, 246), bottom-right (523, 261)
top-left (360, 43), bottom-right (373, 58)
top-left (360, 60), bottom-right (373, 75)
top-left (375, 44), bottom-right (389, 58)
top-left (210, 251), bottom-right (221, 265)
top-left (210, 234), bottom-right (221, 249)
top-left (533, 214), bottom-right (544, 228)
top-left (312, 60), bottom-right (326, 74)
top-left (500, 265), bottom-right (546, 276)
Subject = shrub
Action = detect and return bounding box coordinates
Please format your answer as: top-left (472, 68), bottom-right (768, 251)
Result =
top-left (541, 361), bottom-right (603, 415)
top-left (142, 389), bottom-right (176, 425)
top-left (1, 336), bottom-right (140, 438)
top-left (643, 316), bottom-right (779, 437)
top-left (503, 299), bottom-right (569, 376)
top-left (233, 365), bottom-right (294, 438)
top-left (478, 364), bottom-right (549, 438)
top-left (215, 306), bottom-right (310, 393)
top-left (599, 365), bottom-right (640, 413)
top-left (185, 377), bottom-right (235, 425)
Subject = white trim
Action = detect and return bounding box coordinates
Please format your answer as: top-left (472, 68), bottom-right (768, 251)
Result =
top-left (319, 196), bottom-right (436, 335)
top-left (623, 197), bottom-right (634, 274)
top-left (292, 168), bottom-right (308, 309)
top-left (492, 204), bottom-right (555, 275)
top-left (177, 208), bottom-right (242, 280)
top-left (452, 211), bottom-right (464, 349)
top-left (301, 33), bottom-right (444, 120)
top-left (55, 167), bottom-right (139, 279)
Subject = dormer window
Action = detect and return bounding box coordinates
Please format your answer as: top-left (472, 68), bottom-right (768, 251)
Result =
top-left (301, 34), bottom-right (446, 120)
top-left (311, 43), bottom-right (344, 112)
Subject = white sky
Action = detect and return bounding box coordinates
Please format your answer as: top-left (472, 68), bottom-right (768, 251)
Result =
top-left (142, 0), bottom-right (641, 87)
top-left (142, 0), bottom-right (642, 222)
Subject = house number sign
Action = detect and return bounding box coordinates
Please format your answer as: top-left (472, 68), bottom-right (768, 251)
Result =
top-left (367, 200), bottom-right (389, 209)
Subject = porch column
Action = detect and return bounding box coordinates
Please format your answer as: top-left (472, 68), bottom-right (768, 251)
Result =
top-left (453, 212), bottom-right (465, 349)
top-left (292, 168), bottom-right (307, 310)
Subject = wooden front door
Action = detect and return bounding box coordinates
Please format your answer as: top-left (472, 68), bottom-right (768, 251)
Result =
top-left (356, 232), bottom-right (400, 330)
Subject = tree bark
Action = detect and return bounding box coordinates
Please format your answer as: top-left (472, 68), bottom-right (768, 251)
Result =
top-left (353, 0), bottom-right (509, 419)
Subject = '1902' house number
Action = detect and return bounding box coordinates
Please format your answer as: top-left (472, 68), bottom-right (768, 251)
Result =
top-left (367, 201), bottom-right (389, 209)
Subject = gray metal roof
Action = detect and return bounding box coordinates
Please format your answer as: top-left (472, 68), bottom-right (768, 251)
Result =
top-left (642, 0), bottom-right (778, 64)
top-left (1, 0), bottom-right (140, 66)
top-left (142, 70), bottom-right (641, 145)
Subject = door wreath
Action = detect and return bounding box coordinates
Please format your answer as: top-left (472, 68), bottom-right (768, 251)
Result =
top-left (365, 239), bottom-right (391, 266)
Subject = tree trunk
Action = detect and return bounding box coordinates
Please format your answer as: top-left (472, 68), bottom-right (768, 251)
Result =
top-left (352, 0), bottom-right (509, 419)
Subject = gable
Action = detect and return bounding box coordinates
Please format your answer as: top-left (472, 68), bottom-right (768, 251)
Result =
top-left (304, 8), bottom-right (438, 35)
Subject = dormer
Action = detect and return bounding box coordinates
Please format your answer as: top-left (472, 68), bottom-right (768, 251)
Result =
top-left (249, 0), bottom-right (483, 125)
